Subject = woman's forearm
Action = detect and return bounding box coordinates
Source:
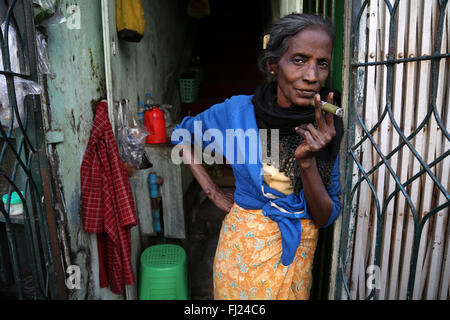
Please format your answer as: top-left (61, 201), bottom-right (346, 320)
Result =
top-left (180, 145), bottom-right (234, 213)
top-left (297, 157), bottom-right (333, 227)
top-left (181, 146), bottom-right (217, 194)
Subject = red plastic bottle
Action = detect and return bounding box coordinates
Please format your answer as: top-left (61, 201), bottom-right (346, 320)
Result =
top-left (144, 106), bottom-right (167, 144)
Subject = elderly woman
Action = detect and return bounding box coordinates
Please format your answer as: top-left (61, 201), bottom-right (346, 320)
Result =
top-left (172, 13), bottom-right (344, 300)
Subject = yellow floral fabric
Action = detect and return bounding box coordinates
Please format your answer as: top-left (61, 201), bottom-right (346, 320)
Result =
top-left (213, 202), bottom-right (319, 300)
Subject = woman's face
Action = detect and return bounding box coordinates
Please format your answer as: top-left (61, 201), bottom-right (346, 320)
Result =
top-left (270, 25), bottom-right (333, 108)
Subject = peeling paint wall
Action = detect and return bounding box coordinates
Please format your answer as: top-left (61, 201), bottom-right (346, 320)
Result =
top-left (42, 0), bottom-right (107, 300)
top-left (41, 0), bottom-right (194, 299)
top-left (107, 0), bottom-right (194, 126)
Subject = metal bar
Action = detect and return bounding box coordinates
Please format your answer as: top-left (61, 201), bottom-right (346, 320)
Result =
top-left (23, 155), bottom-right (47, 298)
top-left (0, 10), bottom-right (37, 153)
top-left (430, 0), bottom-right (450, 141)
top-left (0, 212), bottom-right (24, 299)
top-left (338, 0), bottom-right (450, 301)
top-left (351, 52), bottom-right (450, 67)
top-left (335, 0), bottom-right (362, 300)
top-left (23, 0), bottom-right (62, 297)
top-left (351, 121), bottom-right (418, 226)
top-left (350, 89), bottom-right (448, 203)
top-left (351, 149), bottom-right (450, 210)
top-left (372, 0), bottom-right (400, 301)
top-left (2, 0), bottom-right (19, 72)
top-left (406, 0), bottom-right (448, 300)
top-left (352, 120), bottom-right (446, 183)
top-left (0, 70), bottom-right (31, 78)
top-left (0, 0), bottom-right (61, 300)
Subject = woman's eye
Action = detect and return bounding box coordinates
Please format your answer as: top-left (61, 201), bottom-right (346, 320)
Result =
top-left (293, 57), bottom-right (305, 64)
top-left (319, 61), bottom-right (329, 68)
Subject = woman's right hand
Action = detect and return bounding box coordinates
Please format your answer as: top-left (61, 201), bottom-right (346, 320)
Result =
top-left (294, 92), bottom-right (336, 168)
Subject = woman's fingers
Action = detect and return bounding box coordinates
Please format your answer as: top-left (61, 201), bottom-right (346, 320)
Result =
top-left (314, 92), bottom-right (336, 136)
top-left (211, 188), bottom-right (234, 213)
top-left (325, 91), bottom-right (336, 135)
top-left (297, 122), bottom-right (331, 145)
top-left (296, 91), bottom-right (338, 158)
top-left (314, 94), bottom-right (326, 131)
top-left (296, 126), bottom-right (322, 152)
top-left (327, 91), bottom-right (334, 104)
top-left (301, 123), bottom-right (327, 146)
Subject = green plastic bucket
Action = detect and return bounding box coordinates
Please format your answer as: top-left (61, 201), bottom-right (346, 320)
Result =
top-left (139, 244), bottom-right (189, 300)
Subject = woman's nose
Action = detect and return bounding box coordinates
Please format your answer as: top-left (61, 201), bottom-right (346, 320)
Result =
top-left (303, 63), bottom-right (319, 83)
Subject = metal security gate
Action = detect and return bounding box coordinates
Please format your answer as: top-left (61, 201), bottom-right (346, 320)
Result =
top-left (0, 0), bottom-right (62, 299)
top-left (335, 0), bottom-right (449, 300)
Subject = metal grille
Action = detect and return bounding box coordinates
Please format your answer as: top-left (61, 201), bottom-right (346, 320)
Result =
top-left (336, 0), bottom-right (449, 300)
top-left (0, 0), bottom-right (59, 299)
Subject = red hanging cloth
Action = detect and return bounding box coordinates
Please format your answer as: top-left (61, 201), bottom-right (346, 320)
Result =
top-left (81, 100), bottom-right (138, 295)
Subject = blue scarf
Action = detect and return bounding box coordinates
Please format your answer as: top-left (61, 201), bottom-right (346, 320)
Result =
top-left (260, 182), bottom-right (310, 266)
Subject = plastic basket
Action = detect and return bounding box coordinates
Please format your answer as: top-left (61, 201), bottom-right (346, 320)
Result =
top-left (179, 72), bottom-right (199, 103)
top-left (139, 244), bottom-right (189, 300)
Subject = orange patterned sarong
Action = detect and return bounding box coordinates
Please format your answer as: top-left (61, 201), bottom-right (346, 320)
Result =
top-left (213, 202), bottom-right (319, 300)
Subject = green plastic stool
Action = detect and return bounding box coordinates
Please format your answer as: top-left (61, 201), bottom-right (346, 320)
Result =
top-left (139, 244), bottom-right (189, 300)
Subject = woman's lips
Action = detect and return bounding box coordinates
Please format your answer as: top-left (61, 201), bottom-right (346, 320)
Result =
top-left (296, 89), bottom-right (317, 98)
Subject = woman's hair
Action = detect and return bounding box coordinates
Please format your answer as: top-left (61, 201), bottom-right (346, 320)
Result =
top-left (257, 13), bottom-right (335, 82)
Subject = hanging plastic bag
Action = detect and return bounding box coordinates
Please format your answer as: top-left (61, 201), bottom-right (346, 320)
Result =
top-left (33, 0), bottom-right (66, 26)
top-left (0, 75), bottom-right (42, 129)
top-left (0, 24), bottom-right (41, 129)
top-left (116, 0), bottom-right (146, 43)
top-left (35, 30), bottom-right (55, 77)
top-left (116, 100), bottom-right (149, 170)
top-left (33, 0), bottom-right (58, 22)
top-left (0, 22), bottom-right (22, 74)
top-left (187, 0), bottom-right (211, 19)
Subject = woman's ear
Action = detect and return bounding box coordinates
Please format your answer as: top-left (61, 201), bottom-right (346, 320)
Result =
top-left (266, 59), bottom-right (277, 75)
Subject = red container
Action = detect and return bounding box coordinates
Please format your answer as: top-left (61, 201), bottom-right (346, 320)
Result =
top-left (144, 107), bottom-right (167, 144)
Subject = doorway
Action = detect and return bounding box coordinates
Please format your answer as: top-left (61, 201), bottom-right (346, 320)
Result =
top-left (182, 0), bottom-right (271, 300)
top-left (181, 0), bottom-right (271, 118)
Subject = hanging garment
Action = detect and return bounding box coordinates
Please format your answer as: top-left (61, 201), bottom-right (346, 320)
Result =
top-left (116, 0), bottom-right (146, 42)
top-left (81, 100), bottom-right (138, 295)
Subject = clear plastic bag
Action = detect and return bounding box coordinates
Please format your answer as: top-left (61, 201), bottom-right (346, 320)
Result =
top-left (0, 75), bottom-right (42, 129)
top-left (0, 24), bottom-right (41, 129)
top-left (33, 0), bottom-right (66, 26)
top-left (116, 99), bottom-right (149, 169)
top-left (0, 22), bottom-right (21, 74)
top-left (35, 30), bottom-right (55, 77)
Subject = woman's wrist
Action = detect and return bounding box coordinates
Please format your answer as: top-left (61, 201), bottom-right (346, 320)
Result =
top-left (205, 184), bottom-right (220, 198)
top-left (296, 156), bottom-right (317, 170)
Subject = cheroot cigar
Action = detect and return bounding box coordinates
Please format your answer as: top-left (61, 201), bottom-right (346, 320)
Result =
top-left (310, 99), bottom-right (344, 117)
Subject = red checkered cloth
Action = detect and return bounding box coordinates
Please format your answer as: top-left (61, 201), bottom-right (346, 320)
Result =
top-left (81, 100), bottom-right (138, 295)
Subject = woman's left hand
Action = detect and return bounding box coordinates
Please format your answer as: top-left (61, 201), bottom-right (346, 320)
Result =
top-left (208, 186), bottom-right (235, 213)
top-left (294, 92), bottom-right (336, 168)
